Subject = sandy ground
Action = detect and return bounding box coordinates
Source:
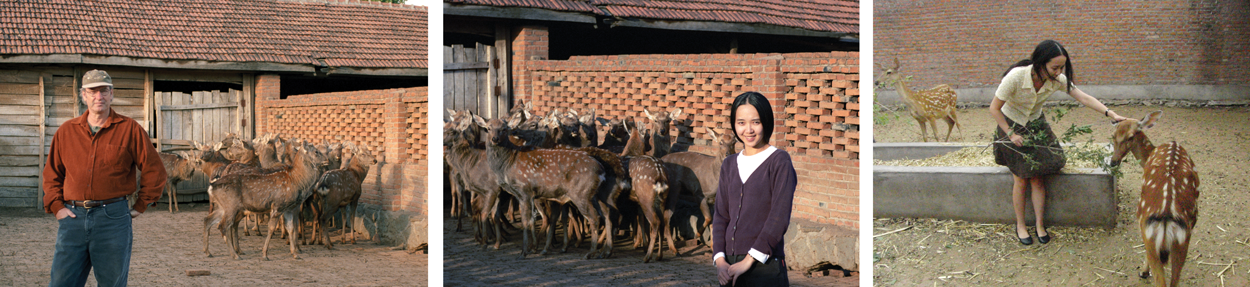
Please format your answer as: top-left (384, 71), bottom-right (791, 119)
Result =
top-left (443, 216), bottom-right (859, 286)
top-left (0, 204), bottom-right (427, 286)
top-left (872, 104), bottom-right (1250, 286)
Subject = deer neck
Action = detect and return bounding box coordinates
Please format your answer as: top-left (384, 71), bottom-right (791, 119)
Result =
top-left (894, 80), bottom-right (924, 109)
top-left (486, 137), bottom-right (521, 177)
top-left (288, 153), bottom-right (321, 196)
top-left (1136, 136), bottom-right (1157, 169)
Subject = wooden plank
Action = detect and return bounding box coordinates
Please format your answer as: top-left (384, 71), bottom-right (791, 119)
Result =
top-left (0, 115), bottom-right (41, 126)
top-left (0, 83), bottom-right (40, 94)
top-left (191, 91), bottom-right (204, 143)
top-left (0, 105), bottom-right (40, 115)
top-left (211, 90), bottom-right (222, 142)
top-left (241, 75), bottom-right (254, 139)
top-left (159, 103), bottom-right (239, 111)
top-left (443, 45), bottom-right (455, 118)
top-left (0, 70), bottom-right (43, 83)
top-left (444, 62), bottom-right (489, 71)
top-left (0, 155), bottom-right (40, 166)
top-left (231, 89), bottom-right (241, 138)
top-left (465, 45), bottom-right (480, 116)
top-left (144, 70), bottom-right (152, 134)
top-left (102, 69), bottom-right (146, 80)
top-left (0, 95), bottom-right (41, 105)
top-left (112, 89), bottom-right (143, 99)
top-left (114, 106), bottom-right (145, 120)
top-left (73, 67), bottom-right (80, 116)
top-left (45, 117), bottom-right (71, 127)
top-left (0, 196), bottom-right (39, 207)
top-left (480, 42), bottom-right (493, 118)
top-left (0, 137), bottom-right (40, 145)
top-left (0, 145), bottom-right (42, 156)
top-left (171, 92), bottom-right (184, 143)
top-left (38, 74), bottom-right (46, 208)
top-left (0, 125), bottom-right (39, 137)
top-left (161, 92), bottom-right (171, 148)
top-left (158, 139), bottom-right (197, 146)
top-left (495, 24), bottom-right (512, 118)
top-left (110, 78), bottom-right (145, 89)
top-left (0, 176), bottom-right (39, 187)
top-left (0, 166), bottom-right (40, 177)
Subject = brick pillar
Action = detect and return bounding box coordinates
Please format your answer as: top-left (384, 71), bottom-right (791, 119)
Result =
top-left (511, 25), bottom-right (549, 106)
top-left (254, 74), bottom-right (281, 136)
top-left (751, 54), bottom-right (787, 149)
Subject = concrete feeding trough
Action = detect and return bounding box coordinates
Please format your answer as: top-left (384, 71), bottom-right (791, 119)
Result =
top-left (873, 142), bottom-right (1118, 228)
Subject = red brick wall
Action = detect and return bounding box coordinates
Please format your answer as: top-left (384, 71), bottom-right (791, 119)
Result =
top-left (875, 0), bottom-right (1250, 90)
top-left (515, 52), bottom-right (861, 228)
top-left (255, 84), bottom-right (429, 216)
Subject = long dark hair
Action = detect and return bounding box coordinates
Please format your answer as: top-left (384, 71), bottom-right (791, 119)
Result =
top-left (729, 91), bottom-right (774, 145)
top-left (1003, 40), bottom-right (1075, 93)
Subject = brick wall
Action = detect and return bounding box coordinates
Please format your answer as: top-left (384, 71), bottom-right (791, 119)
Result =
top-left (514, 52), bottom-right (861, 228)
top-left (875, 0), bottom-right (1250, 90)
top-left (255, 81), bottom-right (429, 216)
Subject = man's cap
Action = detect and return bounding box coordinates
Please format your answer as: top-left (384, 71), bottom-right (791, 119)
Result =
top-left (82, 69), bottom-right (113, 89)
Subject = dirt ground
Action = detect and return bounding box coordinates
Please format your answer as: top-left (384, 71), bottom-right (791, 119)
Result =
top-left (0, 204), bottom-right (427, 286)
top-left (873, 104), bottom-right (1250, 286)
top-left (443, 217), bottom-right (859, 286)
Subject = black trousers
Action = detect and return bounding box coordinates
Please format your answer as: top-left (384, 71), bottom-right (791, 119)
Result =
top-left (720, 254), bottom-right (789, 287)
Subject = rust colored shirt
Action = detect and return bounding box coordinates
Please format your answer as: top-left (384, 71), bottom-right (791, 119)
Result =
top-left (43, 108), bottom-right (167, 215)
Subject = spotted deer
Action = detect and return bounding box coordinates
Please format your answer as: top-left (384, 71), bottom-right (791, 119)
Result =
top-left (158, 151), bottom-right (198, 213)
top-left (644, 108), bottom-right (682, 158)
top-left (877, 58), bottom-right (962, 142)
top-left (310, 143), bottom-right (377, 249)
top-left (1110, 111), bottom-right (1199, 287)
top-left (475, 115), bottom-right (617, 259)
top-left (660, 127), bottom-right (737, 245)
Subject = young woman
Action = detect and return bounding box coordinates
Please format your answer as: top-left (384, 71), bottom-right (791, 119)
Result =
top-left (712, 91), bottom-right (798, 286)
top-left (991, 40), bottom-right (1128, 245)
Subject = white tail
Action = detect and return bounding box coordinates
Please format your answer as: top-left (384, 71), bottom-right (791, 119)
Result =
top-left (1111, 111), bottom-right (1200, 287)
top-left (877, 58), bottom-right (962, 142)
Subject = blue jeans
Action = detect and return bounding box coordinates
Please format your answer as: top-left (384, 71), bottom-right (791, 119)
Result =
top-left (49, 201), bottom-right (132, 287)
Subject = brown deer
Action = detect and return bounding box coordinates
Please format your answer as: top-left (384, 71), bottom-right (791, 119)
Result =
top-left (622, 155), bottom-right (672, 263)
top-left (1110, 111), bottom-right (1199, 287)
top-left (201, 140), bottom-right (327, 260)
top-left (660, 127), bottom-right (737, 246)
top-left (475, 115), bottom-right (617, 259)
top-left (645, 108), bottom-right (682, 158)
top-left (445, 110), bottom-right (511, 249)
top-left (158, 151), bottom-right (198, 212)
top-left (310, 143), bottom-right (377, 249)
top-left (877, 58), bottom-right (962, 142)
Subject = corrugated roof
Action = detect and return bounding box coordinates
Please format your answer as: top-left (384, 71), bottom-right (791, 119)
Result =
top-left (445, 0), bottom-right (857, 34)
top-left (0, 0), bottom-right (427, 69)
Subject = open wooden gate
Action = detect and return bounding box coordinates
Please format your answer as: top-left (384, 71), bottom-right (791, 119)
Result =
top-left (154, 90), bottom-right (243, 201)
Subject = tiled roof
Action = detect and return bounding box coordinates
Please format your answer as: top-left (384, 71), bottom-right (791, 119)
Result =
top-left (445, 0), bottom-right (857, 34)
top-left (0, 0), bottom-right (427, 69)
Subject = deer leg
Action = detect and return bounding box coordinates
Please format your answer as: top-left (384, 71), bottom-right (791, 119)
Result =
top-left (1140, 225), bottom-right (1167, 287)
top-left (202, 210), bottom-right (221, 257)
top-left (643, 204), bottom-right (661, 263)
top-left (491, 195), bottom-right (505, 250)
top-left (348, 201), bottom-right (358, 245)
top-left (698, 196), bottom-right (713, 246)
top-left (915, 116), bottom-right (930, 142)
top-left (285, 210), bottom-right (301, 259)
top-left (580, 201), bottom-right (603, 259)
top-left (261, 212), bottom-right (282, 261)
top-left (517, 198), bottom-right (534, 259)
top-left (167, 183), bottom-right (174, 213)
top-left (663, 190), bottom-right (680, 255)
top-left (943, 116), bottom-right (957, 142)
top-left (1169, 235), bottom-right (1191, 287)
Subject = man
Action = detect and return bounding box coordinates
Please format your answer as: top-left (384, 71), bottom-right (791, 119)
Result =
top-left (43, 69), bottom-right (166, 287)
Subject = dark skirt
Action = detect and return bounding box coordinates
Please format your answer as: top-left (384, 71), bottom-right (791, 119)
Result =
top-left (720, 254), bottom-right (789, 287)
top-left (993, 115), bottom-right (1065, 178)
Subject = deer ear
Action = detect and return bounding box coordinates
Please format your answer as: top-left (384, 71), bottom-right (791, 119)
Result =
top-left (473, 115), bottom-right (488, 128)
top-left (1139, 110), bottom-right (1162, 130)
top-left (213, 142), bottom-right (223, 151)
top-left (706, 127), bottom-right (719, 139)
top-left (507, 114), bottom-right (523, 128)
top-left (644, 109), bottom-right (655, 121)
top-left (670, 108), bottom-right (682, 119)
top-left (893, 57), bottom-right (900, 69)
top-left (596, 117), bottom-right (609, 126)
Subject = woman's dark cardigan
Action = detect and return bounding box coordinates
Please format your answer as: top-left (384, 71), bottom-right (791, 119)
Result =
top-left (712, 149), bottom-right (798, 261)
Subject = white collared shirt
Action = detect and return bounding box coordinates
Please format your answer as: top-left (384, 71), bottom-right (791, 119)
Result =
top-left (995, 65), bottom-right (1073, 124)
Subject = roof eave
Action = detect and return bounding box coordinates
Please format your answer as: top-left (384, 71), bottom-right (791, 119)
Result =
top-left (0, 54), bottom-right (426, 76)
top-left (610, 18), bottom-right (856, 39)
top-left (444, 4), bottom-right (598, 24)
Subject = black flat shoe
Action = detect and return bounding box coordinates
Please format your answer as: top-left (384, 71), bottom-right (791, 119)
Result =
top-left (1016, 224), bottom-right (1033, 245)
top-left (1036, 229), bottom-right (1051, 244)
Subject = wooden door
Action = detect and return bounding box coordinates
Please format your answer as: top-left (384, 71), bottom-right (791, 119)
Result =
top-left (154, 90), bottom-right (242, 200)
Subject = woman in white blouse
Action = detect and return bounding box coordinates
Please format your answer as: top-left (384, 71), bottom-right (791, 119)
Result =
top-left (991, 40), bottom-right (1128, 245)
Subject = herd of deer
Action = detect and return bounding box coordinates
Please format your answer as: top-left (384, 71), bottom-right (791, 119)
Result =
top-left (445, 100), bottom-right (737, 262)
top-left (157, 132), bottom-right (378, 260)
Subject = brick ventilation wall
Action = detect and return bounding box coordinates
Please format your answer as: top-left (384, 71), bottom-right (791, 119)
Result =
top-left (875, 0), bottom-right (1250, 90)
top-left (516, 52), bottom-right (861, 228)
top-left (256, 85), bottom-right (429, 215)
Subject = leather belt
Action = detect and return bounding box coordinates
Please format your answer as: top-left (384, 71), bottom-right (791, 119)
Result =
top-left (66, 196), bottom-right (127, 209)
